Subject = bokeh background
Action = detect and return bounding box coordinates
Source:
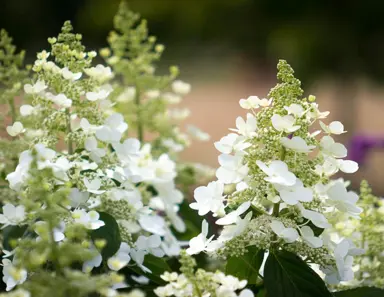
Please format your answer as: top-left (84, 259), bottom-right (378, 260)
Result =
top-left (1, 0), bottom-right (384, 193)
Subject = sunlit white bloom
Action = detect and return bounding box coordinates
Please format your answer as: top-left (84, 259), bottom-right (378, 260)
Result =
top-left (34, 221), bottom-right (65, 242)
top-left (172, 80), bottom-right (191, 95)
top-left (0, 204), bottom-right (25, 227)
top-left (145, 89), bottom-right (160, 99)
top-left (86, 89), bottom-right (110, 101)
top-left (20, 105), bottom-right (35, 116)
top-left (298, 204), bottom-right (331, 228)
top-left (219, 211), bottom-right (252, 242)
top-left (323, 239), bottom-right (364, 284)
top-left (162, 138), bottom-right (184, 152)
top-left (320, 136), bottom-right (347, 158)
top-left (82, 244), bottom-right (102, 272)
top-left (337, 159), bottom-right (358, 174)
top-left (139, 214), bottom-right (166, 236)
top-left (167, 108), bottom-right (190, 120)
top-left (327, 182), bottom-right (362, 217)
top-left (270, 220), bottom-right (299, 243)
top-left (107, 242), bottom-right (131, 271)
top-left (315, 157), bottom-right (358, 177)
top-left (71, 209), bottom-right (105, 230)
top-left (83, 177), bottom-right (105, 194)
top-left (307, 102), bottom-right (330, 120)
top-left (320, 121), bottom-right (346, 135)
top-left (214, 133), bottom-right (250, 154)
top-left (84, 64), bottom-right (114, 82)
top-left (300, 226), bottom-right (323, 248)
top-left (284, 103), bottom-right (305, 117)
top-left (230, 113), bottom-right (257, 137)
top-left (80, 118), bottom-right (98, 134)
top-left (113, 138), bottom-right (141, 163)
top-left (24, 80), bottom-right (47, 94)
top-left (216, 154), bottom-right (249, 184)
top-left (51, 93), bottom-right (72, 108)
top-left (163, 92), bottom-right (181, 104)
top-left (256, 160), bottom-right (296, 186)
top-left (186, 220), bottom-right (214, 255)
top-left (2, 259), bottom-right (27, 291)
top-left (239, 96), bottom-right (271, 109)
top-left (6, 122), bottom-right (25, 137)
top-left (186, 125), bottom-right (210, 141)
top-left (136, 235), bottom-right (165, 258)
top-left (216, 202), bottom-right (251, 225)
top-left (271, 114), bottom-right (300, 133)
top-left (190, 181), bottom-right (226, 216)
top-left (151, 154), bottom-right (177, 183)
top-left (69, 188), bottom-right (89, 208)
top-left (280, 136), bottom-right (315, 153)
top-left (275, 179), bottom-right (313, 205)
top-left (61, 67), bottom-right (82, 81)
top-left (84, 137), bottom-right (106, 163)
top-left (116, 86), bottom-right (136, 102)
top-left (37, 50), bottom-right (50, 60)
top-left (96, 113), bottom-right (128, 143)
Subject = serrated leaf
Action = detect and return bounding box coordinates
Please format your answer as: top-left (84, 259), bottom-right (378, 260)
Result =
top-left (334, 287), bottom-right (384, 297)
top-left (264, 250), bottom-right (333, 297)
top-left (90, 212), bottom-right (121, 259)
top-left (226, 247), bottom-right (264, 284)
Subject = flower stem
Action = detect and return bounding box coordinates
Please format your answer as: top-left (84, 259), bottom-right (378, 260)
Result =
top-left (134, 84), bottom-right (143, 142)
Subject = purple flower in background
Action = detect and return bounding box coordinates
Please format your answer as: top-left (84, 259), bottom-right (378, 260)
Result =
top-left (348, 135), bottom-right (384, 165)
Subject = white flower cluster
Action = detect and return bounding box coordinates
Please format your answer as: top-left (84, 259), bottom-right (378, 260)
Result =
top-left (188, 78), bottom-right (363, 285)
top-left (154, 271), bottom-right (254, 297)
top-left (1, 48), bottom-right (186, 292)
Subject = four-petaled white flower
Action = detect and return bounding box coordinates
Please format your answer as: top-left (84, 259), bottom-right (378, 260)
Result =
top-left (86, 89), bottom-right (110, 101)
top-left (96, 113), bottom-right (128, 143)
top-left (186, 220), bottom-right (214, 255)
top-left (2, 259), bottom-right (27, 291)
top-left (281, 136), bottom-right (315, 153)
top-left (24, 80), bottom-right (47, 94)
top-left (256, 160), bottom-right (296, 186)
top-left (6, 122), bottom-right (25, 137)
top-left (20, 105), bottom-right (35, 116)
top-left (271, 114), bottom-right (300, 133)
top-left (61, 67), bottom-right (82, 81)
top-left (300, 226), bottom-right (323, 248)
top-left (172, 80), bottom-right (191, 95)
top-left (71, 209), bottom-right (105, 230)
top-left (82, 244), bottom-right (102, 272)
top-left (320, 121), bottom-right (346, 135)
top-left (320, 136), bottom-right (347, 158)
top-left (214, 133), bottom-right (250, 154)
top-left (216, 154), bottom-right (249, 184)
top-left (230, 113), bottom-right (257, 137)
top-left (298, 203), bottom-right (331, 229)
top-left (113, 138), bottom-right (141, 164)
top-left (284, 103), bottom-right (305, 117)
top-left (83, 177), bottom-right (105, 194)
top-left (85, 137), bottom-right (106, 163)
top-left (190, 181), bottom-right (226, 216)
top-left (327, 182), bottom-right (362, 217)
top-left (0, 203), bottom-right (25, 227)
top-left (139, 214), bottom-right (166, 236)
top-left (135, 235), bottom-right (165, 258)
top-left (275, 179), bottom-right (313, 205)
top-left (107, 242), bottom-right (131, 271)
top-left (84, 64), bottom-right (114, 82)
top-left (216, 202), bottom-right (251, 225)
top-left (239, 96), bottom-right (271, 109)
top-left (270, 220), bottom-right (299, 243)
top-left (219, 211), bottom-right (252, 242)
top-left (51, 93), bottom-right (72, 108)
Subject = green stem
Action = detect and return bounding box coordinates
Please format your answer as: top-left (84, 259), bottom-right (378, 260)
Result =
top-left (134, 84), bottom-right (143, 142)
top-left (66, 110), bottom-right (73, 155)
top-left (8, 97), bottom-right (16, 123)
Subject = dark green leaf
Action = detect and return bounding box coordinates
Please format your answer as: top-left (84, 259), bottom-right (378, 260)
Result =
top-left (334, 287), bottom-right (384, 297)
top-left (127, 254), bottom-right (171, 285)
top-left (91, 212), bottom-right (121, 259)
top-left (2, 225), bottom-right (27, 250)
top-left (264, 250), bottom-right (333, 297)
top-left (226, 247), bottom-right (264, 284)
